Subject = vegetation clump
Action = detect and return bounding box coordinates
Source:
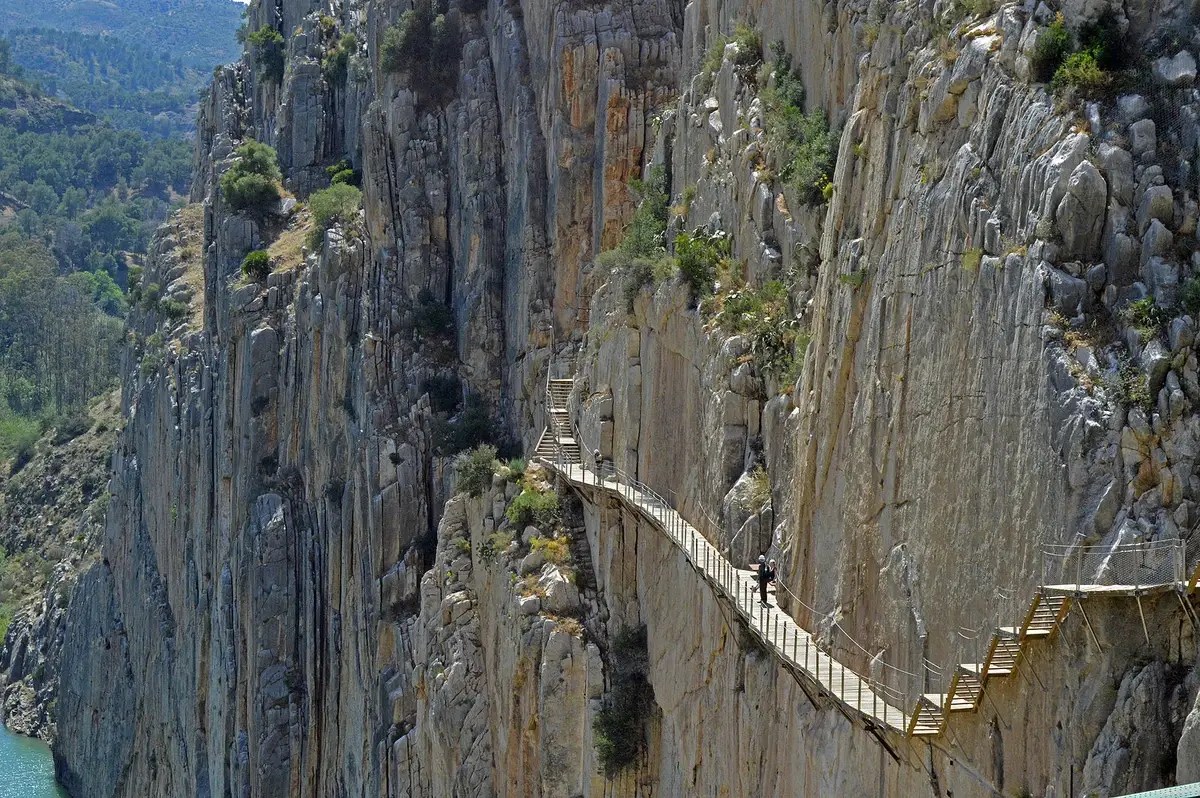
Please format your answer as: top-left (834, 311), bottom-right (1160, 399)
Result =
top-left (380, 0), bottom-right (461, 102)
top-left (241, 249), bottom-right (272, 282)
top-left (247, 26), bottom-right (286, 83)
top-left (594, 626), bottom-right (656, 776)
top-left (530, 535), bottom-right (570, 564)
top-left (674, 228), bottom-right (730, 301)
top-left (433, 393), bottom-right (498, 456)
top-left (306, 183), bottom-right (362, 250)
top-left (709, 280), bottom-right (807, 384)
top-left (1120, 297), bottom-right (1170, 343)
top-left (1050, 12), bottom-right (1124, 96)
top-left (322, 33), bottom-right (357, 83)
top-left (596, 165), bottom-right (671, 312)
top-left (762, 42), bottom-right (837, 204)
top-left (453, 443), bottom-right (498, 496)
top-left (506, 486), bottom-right (559, 527)
top-left (1032, 13), bottom-right (1070, 82)
top-left (220, 140), bottom-right (282, 215)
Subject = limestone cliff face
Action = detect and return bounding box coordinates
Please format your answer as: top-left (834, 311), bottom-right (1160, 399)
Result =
top-left (51, 0), bottom-right (1200, 795)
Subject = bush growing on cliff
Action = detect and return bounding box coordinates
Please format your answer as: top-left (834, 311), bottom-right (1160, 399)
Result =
top-left (453, 443), bottom-right (498, 497)
top-left (247, 26), bottom-right (286, 83)
top-left (710, 280), bottom-right (807, 384)
top-left (596, 165), bottom-right (671, 312)
top-left (322, 33), bottom-right (357, 83)
top-left (433, 393), bottom-right (496, 455)
top-left (380, 1), bottom-right (461, 102)
top-left (674, 228), bottom-right (729, 300)
top-left (306, 183), bottom-right (362, 250)
top-left (762, 43), bottom-right (837, 204)
top-left (506, 487), bottom-right (559, 527)
top-left (220, 140), bottom-right (282, 215)
top-left (1050, 11), bottom-right (1125, 96)
top-left (241, 249), bottom-right (272, 282)
top-left (594, 626), bottom-right (655, 776)
top-left (1032, 13), bottom-right (1070, 82)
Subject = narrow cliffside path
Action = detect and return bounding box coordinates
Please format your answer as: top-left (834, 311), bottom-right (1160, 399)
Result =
top-left (536, 360), bottom-right (1200, 743)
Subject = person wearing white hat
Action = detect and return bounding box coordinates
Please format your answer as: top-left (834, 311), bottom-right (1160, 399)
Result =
top-left (753, 554), bottom-right (775, 606)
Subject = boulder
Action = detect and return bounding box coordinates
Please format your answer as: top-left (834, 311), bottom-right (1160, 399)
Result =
top-left (1048, 267), bottom-right (1090, 316)
top-left (1055, 161), bottom-right (1108, 258)
top-left (1137, 185), bottom-right (1174, 234)
top-left (1152, 50), bottom-right (1197, 87)
top-left (1129, 119), bottom-right (1157, 160)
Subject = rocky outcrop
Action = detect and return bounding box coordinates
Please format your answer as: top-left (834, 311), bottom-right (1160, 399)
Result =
top-left (51, 0), bottom-right (1200, 795)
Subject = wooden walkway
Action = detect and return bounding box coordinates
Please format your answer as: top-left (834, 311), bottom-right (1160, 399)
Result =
top-left (533, 368), bottom-right (1200, 740)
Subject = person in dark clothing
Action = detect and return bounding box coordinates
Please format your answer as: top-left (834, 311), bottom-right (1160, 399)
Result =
top-left (755, 554), bottom-right (776, 606)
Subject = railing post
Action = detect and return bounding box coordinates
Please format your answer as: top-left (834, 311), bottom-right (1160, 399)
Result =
top-left (1075, 547), bottom-right (1082, 593)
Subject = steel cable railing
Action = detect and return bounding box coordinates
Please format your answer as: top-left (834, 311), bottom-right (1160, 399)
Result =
top-left (539, 362), bottom-right (1200, 736)
top-left (546, 426), bottom-right (918, 730)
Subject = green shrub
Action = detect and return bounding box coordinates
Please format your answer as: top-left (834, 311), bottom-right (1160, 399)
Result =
top-left (596, 165), bottom-right (672, 311)
top-left (322, 33), bottom-right (356, 82)
top-left (674, 228), bottom-right (730, 300)
top-left (1053, 49), bottom-right (1108, 94)
top-left (961, 248), bottom-right (983, 271)
top-left (433, 393), bottom-right (495, 455)
top-left (247, 26), bottom-right (286, 83)
top-left (504, 458), bottom-right (526, 482)
top-left (506, 487), bottom-right (559, 527)
top-left (306, 183), bottom-right (362, 250)
top-left (0, 602), bottom-right (11, 643)
top-left (762, 43), bottom-right (837, 204)
top-left (1032, 13), bottom-right (1070, 82)
top-left (380, 1), bottom-right (461, 101)
top-left (731, 24), bottom-right (762, 68)
top-left (1180, 278), bottom-right (1200, 317)
top-left (453, 443), bottom-right (498, 496)
top-left (1120, 297), bottom-right (1169, 342)
top-left (711, 280), bottom-right (806, 384)
top-left (1103, 355), bottom-right (1151, 411)
top-left (241, 249), bottom-right (272, 281)
top-left (479, 530), bottom-right (513, 563)
top-left (744, 466), bottom-right (771, 512)
top-left (413, 290), bottom-right (455, 337)
top-left (594, 626), bottom-right (655, 776)
top-left (530, 535), bottom-right (571, 564)
top-left (159, 299), bottom-right (190, 320)
top-left (52, 413), bottom-right (90, 444)
top-left (220, 140), bottom-right (282, 215)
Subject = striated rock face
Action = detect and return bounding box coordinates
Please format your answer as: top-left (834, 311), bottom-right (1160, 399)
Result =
top-left (50, 0), bottom-right (1200, 795)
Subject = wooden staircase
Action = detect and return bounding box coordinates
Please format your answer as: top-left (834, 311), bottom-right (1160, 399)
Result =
top-left (914, 591), bottom-right (1071, 734)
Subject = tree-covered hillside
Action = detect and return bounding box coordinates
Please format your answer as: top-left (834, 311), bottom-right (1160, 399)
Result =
top-left (3, 29), bottom-right (209, 138)
top-left (0, 0), bottom-right (243, 70)
top-left (0, 62), bottom-right (192, 462)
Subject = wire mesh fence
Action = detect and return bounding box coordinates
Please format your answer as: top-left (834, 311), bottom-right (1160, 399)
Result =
top-left (1040, 538), bottom-right (1186, 592)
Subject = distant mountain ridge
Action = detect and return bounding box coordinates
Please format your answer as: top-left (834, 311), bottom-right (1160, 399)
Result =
top-left (0, 0), bottom-right (243, 69)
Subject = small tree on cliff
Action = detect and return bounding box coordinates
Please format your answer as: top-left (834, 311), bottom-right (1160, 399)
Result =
top-left (220, 140), bottom-right (282, 216)
top-left (380, 0), bottom-right (461, 103)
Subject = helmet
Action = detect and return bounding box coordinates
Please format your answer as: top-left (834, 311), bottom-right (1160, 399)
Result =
top-left (758, 555), bottom-right (766, 563)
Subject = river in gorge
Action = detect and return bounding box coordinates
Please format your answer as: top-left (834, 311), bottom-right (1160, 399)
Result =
top-left (0, 723), bottom-right (67, 797)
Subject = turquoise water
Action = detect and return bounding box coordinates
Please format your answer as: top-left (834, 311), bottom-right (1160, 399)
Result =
top-left (0, 723), bottom-right (67, 797)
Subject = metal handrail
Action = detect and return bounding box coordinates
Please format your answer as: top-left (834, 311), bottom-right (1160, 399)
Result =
top-left (539, 358), bottom-right (1200, 737)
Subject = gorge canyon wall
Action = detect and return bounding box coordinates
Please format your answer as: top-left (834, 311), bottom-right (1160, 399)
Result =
top-left (46, 0), bottom-right (1200, 795)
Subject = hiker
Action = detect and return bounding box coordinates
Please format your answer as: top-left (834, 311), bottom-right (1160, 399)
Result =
top-left (755, 555), bottom-right (776, 606)
top-left (593, 448), bottom-right (602, 472)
